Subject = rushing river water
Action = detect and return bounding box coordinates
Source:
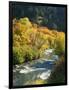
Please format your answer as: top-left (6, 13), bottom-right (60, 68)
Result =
top-left (13, 49), bottom-right (59, 86)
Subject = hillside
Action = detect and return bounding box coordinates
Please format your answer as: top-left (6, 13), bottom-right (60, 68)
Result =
top-left (12, 3), bottom-right (66, 32)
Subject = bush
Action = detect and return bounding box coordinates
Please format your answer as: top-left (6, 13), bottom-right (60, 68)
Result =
top-left (48, 55), bottom-right (65, 84)
top-left (54, 32), bottom-right (65, 55)
top-left (21, 45), bottom-right (34, 62)
top-left (22, 45), bottom-right (40, 62)
top-left (24, 50), bottom-right (33, 62)
top-left (13, 45), bottom-right (41, 64)
top-left (13, 47), bottom-right (24, 65)
top-left (19, 17), bottom-right (32, 27)
top-left (32, 49), bottom-right (40, 59)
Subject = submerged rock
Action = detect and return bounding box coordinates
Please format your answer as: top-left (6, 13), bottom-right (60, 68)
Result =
top-left (37, 70), bottom-right (51, 80)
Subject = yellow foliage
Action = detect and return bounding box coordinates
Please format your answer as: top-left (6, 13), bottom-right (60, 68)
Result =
top-left (13, 17), bottom-right (65, 64)
top-left (41, 44), bottom-right (49, 50)
top-left (55, 32), bottom-right (65, 54)
top-left (25, 79), bottom-right (46, 85)
top-left (33, 79), bottom-right (45, 84)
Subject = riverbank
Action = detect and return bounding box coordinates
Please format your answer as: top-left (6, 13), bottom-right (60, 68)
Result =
top-left (13, 49), bottom-right (60, 86)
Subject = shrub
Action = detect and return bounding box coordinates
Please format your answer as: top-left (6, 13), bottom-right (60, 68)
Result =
top-left (32, 49), bottom-right (40, 59)
top-left (21, 45), bottom-right (33, 62)
top-left (21, 45), bottom-right (41, 62)
top-left (54, 32), bottom-right (65, 55)
top-left (19, 17), bottom-right (32, 27)
top-left (24, 50), bottom-right (33, 62)
top-left (47, 55), bottom-right (65, 84)
top-left (13, 47), bottom-right (24, 65)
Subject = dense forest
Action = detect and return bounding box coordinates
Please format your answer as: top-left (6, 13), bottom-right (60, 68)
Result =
top-left (12, 3), bottom-right (66, 32)
top-left (12, 3), bottom-right (66, 86)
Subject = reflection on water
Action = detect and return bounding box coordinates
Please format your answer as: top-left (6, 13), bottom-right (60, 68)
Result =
top-left (13, 49), bottom-right (59, 86)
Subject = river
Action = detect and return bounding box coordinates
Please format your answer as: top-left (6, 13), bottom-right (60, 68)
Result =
top-left (13, 49), bottom-right (59, 86)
